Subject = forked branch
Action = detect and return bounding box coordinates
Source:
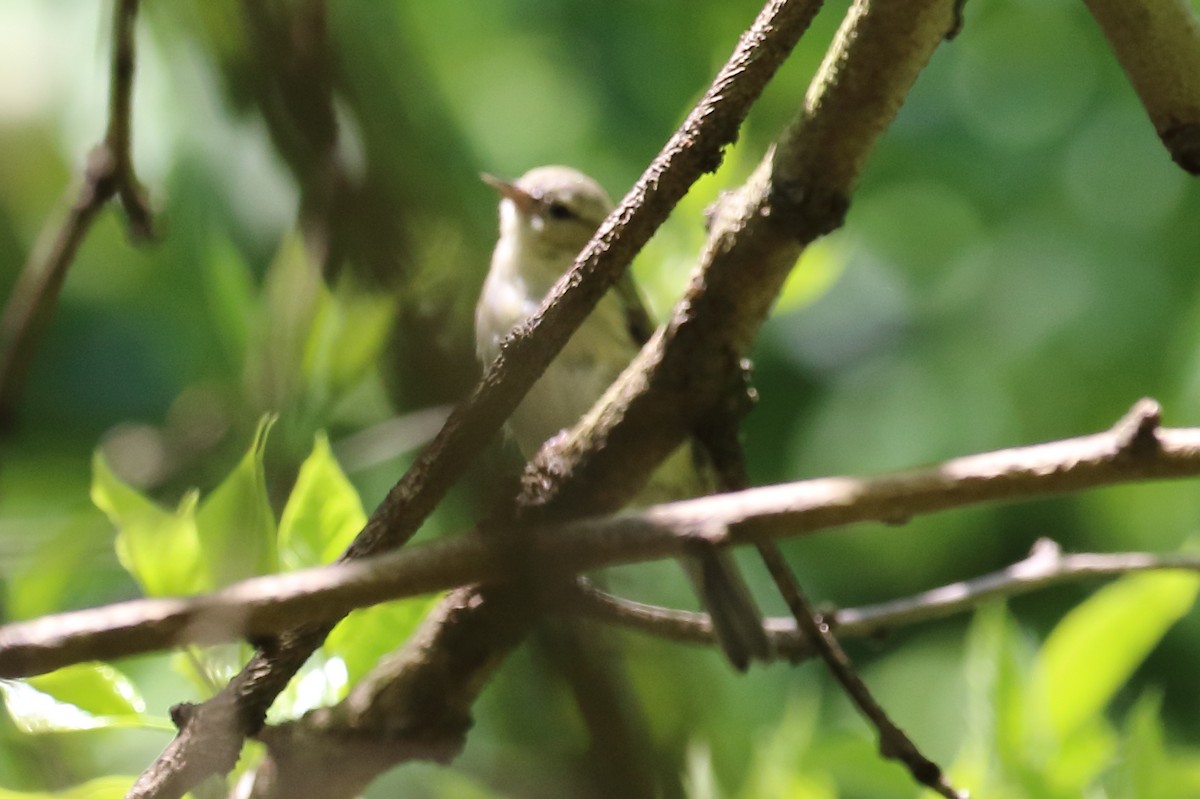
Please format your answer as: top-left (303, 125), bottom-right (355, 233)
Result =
top-left (0, 0), bottom-right (153, 428)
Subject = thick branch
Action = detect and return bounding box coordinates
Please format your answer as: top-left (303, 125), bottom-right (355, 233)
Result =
top-left (0, 0), bottom-right (152, 429)
top-left (5, 403), bottom-right (1198, 679)
top-left (1082, 0), bottom-right (1200, 174)
top-left (248, 585), bottom-right (527, 799)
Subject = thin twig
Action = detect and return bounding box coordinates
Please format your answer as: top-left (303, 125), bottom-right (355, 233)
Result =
top-left (695, 345), bottom-right (952, 794)
top-left (763, 550), bottom-right (965, 798)
top-left (3, 403), bottom-right (1199, 679)
top-left (568, 539), bottom-right (1200, 655)
top-left (0, 0), bottom-right (152, 429)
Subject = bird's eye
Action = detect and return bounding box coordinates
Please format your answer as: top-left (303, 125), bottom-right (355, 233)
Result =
top-left (546, 201), bottom-right (574, 221)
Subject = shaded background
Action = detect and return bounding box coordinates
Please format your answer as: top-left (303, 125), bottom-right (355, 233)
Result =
top-left (1, 0), bottom-right (1199, 795)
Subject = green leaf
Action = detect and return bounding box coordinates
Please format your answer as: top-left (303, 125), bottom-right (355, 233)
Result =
top-left (26, 663), bottom-right (143, 718)
top-left (277, 432), bottom-right (366, 569)
top-left (247, 233), bottom-right (322, 411)
top-left (91, 453), bottom-right (205, 596)
top-left (268, 650), bottom-right (348, 722)
top-left (962, 603), bottom-right (1038, 770)
top-left (202, 234), bottom-right (256, 374)
top-left (1035, 570), bottom-right (1199, 741)
top-left (324, 596), bottom-right (441, 687)
top-left (194, 415), bottom-right (278, 586)
top-left (774, 239), bottom-right (846, 316)
top-left (303, 281), bottom-right (395, 407)
top-left (1121, 691), bottom-right (1169, 799)
top-left (0, 673), bottom-right (169, 735)
top-left (0, 776), bottom-right (136, 799)
top-left (1042, 720), bottom-right (1116, 795)
top-left (1115, 689), bottom-right (1200, 799)
top-left (735, 694), bottom-right (835, 799)
top-left (950, 603), bottom-right (1049, 797)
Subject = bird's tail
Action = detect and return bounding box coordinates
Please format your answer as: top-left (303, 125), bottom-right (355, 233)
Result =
top-left (688, 550), bottom-right (772, 671)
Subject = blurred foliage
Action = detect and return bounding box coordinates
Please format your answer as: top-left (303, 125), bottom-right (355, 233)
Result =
top-left (1, 0), bottom-right (1200, 796)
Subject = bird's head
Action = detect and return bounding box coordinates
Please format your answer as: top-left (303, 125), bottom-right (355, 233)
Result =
top-left (483, 166), bottom-right (614, 269)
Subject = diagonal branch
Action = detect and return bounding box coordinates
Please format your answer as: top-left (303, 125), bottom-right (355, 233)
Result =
top-left (0, 0), bottom-right (153, 429)
top-left (759, 547), bottom-right (964, 798)
top-left (1082, 0), bottom-right (1200, 174)
top-left (521, 0), bottom-right (962, 519)
top-left (3, 400), bottom-right (1197, 680)
top-left (122, 3), bottom-right (826, 796)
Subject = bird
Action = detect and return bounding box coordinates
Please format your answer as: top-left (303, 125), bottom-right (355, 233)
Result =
top-left (475, 165), bottom-right (771, 670)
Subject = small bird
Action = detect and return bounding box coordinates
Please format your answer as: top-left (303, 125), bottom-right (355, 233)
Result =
top-left (475, 165), bottom-right (771, 670)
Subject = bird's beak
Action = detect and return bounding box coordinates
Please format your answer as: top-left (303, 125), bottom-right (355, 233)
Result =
top-left (481, 173), bottom-right (537, 214)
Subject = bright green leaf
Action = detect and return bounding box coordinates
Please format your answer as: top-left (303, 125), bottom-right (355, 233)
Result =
top-left (0, 677), bottom-right (169, 735)
top-left (1043, 720), bottom-right (1116, 794)
top-left (26, 663), bottom-right (143, 718)
top-left (1121, 691), bottom-right (1170, 799)
top-left (171, 643), bottom-right (247, 699)
top-left (269, 651), bottom-right (349, 722)
top-left (1, 679), bottom-right (103, 733)
top-left (1035, 570), bottom-right (1199, 741)
top-left (91, 453), bottom-right (205, 596)
top-left (194, 414), bottom-right (278, 586)
top-left (774, 239), bottom-right (846, 316)
top-left (5, 517), bottom-right (109, 620)
top-left (324, 596), bottom-right (441, 688)
top-left (277, 432), bottom-right (366, 569)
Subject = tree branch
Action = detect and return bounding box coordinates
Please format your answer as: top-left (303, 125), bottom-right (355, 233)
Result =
top-left (232, 536), bottom-right (1200, 799)
top-left (4, 400), bottom-right (1198, 679)
top-left (760, 551), bottom-right (964, 798)
top-left (521, 0), bottom-right (962, 519)
top-left (566, 539), bottom-right (1200, 653)
top-left (121, 2), bottom-right (826, 796)
top-left (0, 0), bottom-right (153, 429)
top-left (1082, 0), bottom-right (1200, 174)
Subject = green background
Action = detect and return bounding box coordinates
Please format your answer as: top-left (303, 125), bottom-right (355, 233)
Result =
top-left (1, 0), bottom-right (1199, 796)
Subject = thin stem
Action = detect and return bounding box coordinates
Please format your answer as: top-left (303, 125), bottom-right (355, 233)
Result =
top-left (0, 0), bottom-right (152, 429)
